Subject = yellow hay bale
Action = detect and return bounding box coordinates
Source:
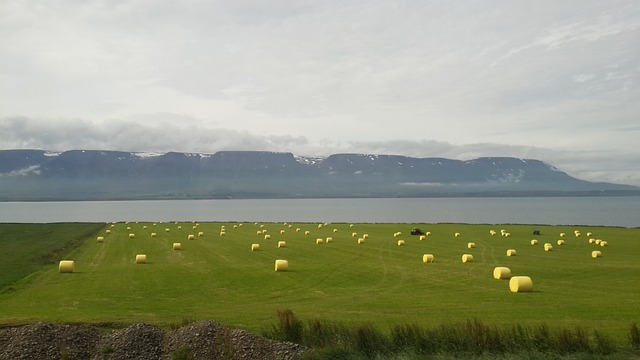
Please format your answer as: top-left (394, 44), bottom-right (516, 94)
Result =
top-left (233, 225), bottom-right (238, 228)
top-left (426, 231), bottom-right (431, 236)
top-left (127, 226), bottom-right (131, 230)
top-left (257, 231), bottom-right (262, 235)
top-left (111, 224), bottom-right (115, 227)
top-left (357, 238), bottom-right (365, 244)
top-left (178, 226), bottom-right (182, 229)
top-left (493, 267), bottom-right (511, 280)
top-left (198, 231), bottom-right (204, 237)
top-left (151, 233), bottom-right (157, 237)
top-left (128, 233), bottom-right (135, 238)
top-left (467, 242), bottom-right (476, 249)
top-left (575, 233), bottom-right (581, 237)
top-left (326, 237), bottom-right (333, 243)
top-left (143, 225), bottom-right (147, 230)
top-left (275, 259), bottom-right (288, 272)
top-left (333, 229), bottom-right (338, 233)
top-left (260, 224), bottom-right (265, 228)
top-left (509, 276), bottom-right (533, 292)
top-left (557, 239), bottom-right (565, 245)
top-left (251, 244), bottom-right (260, 251)
top-left (264, 234), bottom-right (271, 240)
top-left (153, 223), bottom-right (157, 226)
top-left (490, 230), bottom-right (497, 235)
top-left (393, 232), bottom-right (399, 237)
top-left (316, 238), bottom-right (324, 244)
top-left (595, 239), bottom-right (602, 244)
top-left (288, 224), bottom-right (293, 228)
top-left (592, 250), bottom-right (602, 258)
top-left (560, 232), bottom-right (565, 237)
top-left (239, 223), bottom-right (243, 227)
top-left (600, 241), bottom-right (608, 247)
top-left (165, 228), bottom-right (170, 232)
top-left (105, 230), bottom-right (111, 234)
top-left (188, 234), bottom-right (195, 240)
top-left (277, 241), bottom-right (286, 248)
top-left (531, 239), bottom-right (538, 245)
top-left (462, 254), bottom-right (474, 263)
top-left (589, 238), bottom-right (595, 244)
top-left (455, 233), bottom-right (461, 237)
top-left (220, 232), bottom-right (225, 236)
top-left (318, 224), bottom-right (323, 228)
top-left (58, 260), bottom-right (75, 273)
top-left (193, 226), bottom-right (197, 229)
top-left (352, 232), bottom-right (358, 237)
top-left (363, 234), bottom-right (369, 239)
top-left (280, 230), bottom-right (285, 234)
top-left (506, 249), bottom-right (517, 256)
top-left (397, 240), bottom-right (405, 246)
top-left (350, 224), bottom-right (354, 227)
top-left (544, 243), bottom-right (553, 251)
top-left (135, 254), bottom-right (147, 264)
top-left (305, 231), bottom-right (310, 235)
top-left (587, 232), bottom-right (593, 237)
top-left (419, 235), bottom-right (426, 241)
top-left (97, 236), bottom-right (104, 242)
top-left (422, 254), bottom-right (435, 263)
top-left (173, 243), bottom-right (181, 250)
top-left (504, 233), bottom-right (511, 237)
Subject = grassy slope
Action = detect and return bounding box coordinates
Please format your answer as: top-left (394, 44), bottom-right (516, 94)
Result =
top-left (0, 222), bottom-right (638, 342)
top-left (0, 223), bottom-right (105, 289)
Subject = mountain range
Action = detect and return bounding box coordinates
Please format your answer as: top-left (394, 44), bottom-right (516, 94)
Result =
top-left (0, 149), bottom-right (637, 201)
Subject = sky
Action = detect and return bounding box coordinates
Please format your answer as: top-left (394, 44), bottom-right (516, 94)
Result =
top-left (1, 1), bottom-right (639, 185)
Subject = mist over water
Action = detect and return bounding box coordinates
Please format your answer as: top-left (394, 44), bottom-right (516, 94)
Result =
top-left (1, 197), bottom-right (638, 227)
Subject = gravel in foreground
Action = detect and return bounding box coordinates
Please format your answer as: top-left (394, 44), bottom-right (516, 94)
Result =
top-left (0, 321), bottom-right (308, 360)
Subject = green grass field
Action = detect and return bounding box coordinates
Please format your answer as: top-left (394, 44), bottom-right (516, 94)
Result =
top-left (1, 222), bottom-right (639, 343)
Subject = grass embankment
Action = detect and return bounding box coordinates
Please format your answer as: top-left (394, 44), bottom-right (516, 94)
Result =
top-left (0, 223), bottom-right (104, 290)
top-left (0, 222), bottom-right (639, 358)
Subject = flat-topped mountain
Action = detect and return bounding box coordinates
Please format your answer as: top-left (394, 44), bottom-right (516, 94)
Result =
top-left (0, 149), bottom-right (637, 200)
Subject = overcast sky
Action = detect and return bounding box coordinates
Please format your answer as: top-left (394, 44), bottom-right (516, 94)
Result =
top-left (1, 1), bottom-right (639, 185)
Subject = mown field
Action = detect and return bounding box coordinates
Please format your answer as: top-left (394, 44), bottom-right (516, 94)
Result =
top-left (0, 221), bottom-right (639, 343)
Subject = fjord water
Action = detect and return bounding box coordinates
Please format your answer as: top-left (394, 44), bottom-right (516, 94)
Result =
top-left (1, 197), bottom-right (638, 227)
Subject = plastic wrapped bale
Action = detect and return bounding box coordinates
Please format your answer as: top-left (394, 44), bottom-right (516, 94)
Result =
top-left (531, 239), bottom-right (538, 245)
top-left (462, 254), bottom-right (474, 263)
top-left (509, 276), bottom-right (533, 293)
top-left (275, 260), bottom-right (288, 272)
top-left (506, 249), bottom-right (517, 256)
top-left (467, 242), bottom-right (476, 249)
top-left (397, 240), bottom-right (405, 246)
top-left (251, 244), bottom-right (260, 251)
top-left (59, 260), bottom-right (75, 273)
top-left (493, 267), bottom-right (511, 279)
top-left (422, 254), bottom-right (434, 263)
top-left (135, 255), bottom-right (147, 264)
top-left (173, 243), bottom-right (181, 250)
top-left (277, 241), bottom-right (286, 248)
top-left (592, 250), bottom-right (602, 258)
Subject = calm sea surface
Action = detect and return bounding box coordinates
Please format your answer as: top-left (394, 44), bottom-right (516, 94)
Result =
top-left (0, 197), bottom-right (638, 227)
